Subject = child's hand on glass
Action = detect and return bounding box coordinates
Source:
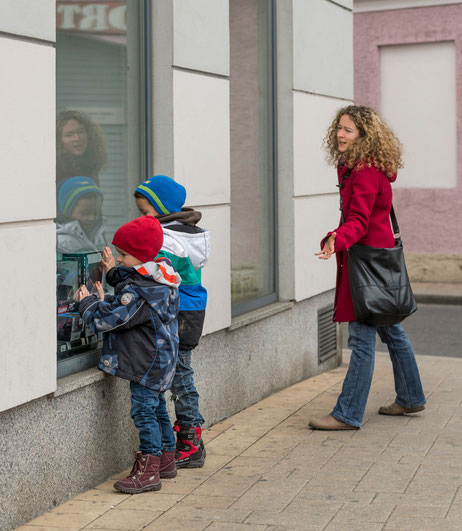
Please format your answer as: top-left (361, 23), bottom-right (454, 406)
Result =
top-left (101, 246), bottom-right (116, 273)
top-left (94, 281), bottom-right (105, 301)
top-left (75, 285), bottom-right (90, 301)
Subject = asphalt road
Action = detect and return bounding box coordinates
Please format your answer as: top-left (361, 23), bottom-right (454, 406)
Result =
top-left (341, 303), bottom-right (462, 358)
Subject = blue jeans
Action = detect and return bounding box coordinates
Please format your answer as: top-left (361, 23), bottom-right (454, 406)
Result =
top-left (130, 382), bottom-right (176, 456)
top-left (170, 350), bottom-right (204, 427)
top-left (332, 321), bottom-right (426, 428)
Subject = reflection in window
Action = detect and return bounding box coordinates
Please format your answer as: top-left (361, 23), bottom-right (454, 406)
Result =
top-left (55, 1), bottom-right (145, 375)
top-left (230, 0), bottom-right (276, 314)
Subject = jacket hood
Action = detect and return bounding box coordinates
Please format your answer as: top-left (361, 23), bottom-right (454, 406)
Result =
top-left (163, 222), bottom-right (210, 271)
top-left (133, 258), bottom-right (181, 288)
top-left (157, 207), bottom-right (202, 227)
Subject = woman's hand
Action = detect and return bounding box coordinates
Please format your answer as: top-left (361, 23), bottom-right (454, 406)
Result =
top-left (75, 285), bottom-right (91, 301)
top-left (101, 246), bottom-right (115, 273)
top-left (315, 233), bottom-right (336, 260)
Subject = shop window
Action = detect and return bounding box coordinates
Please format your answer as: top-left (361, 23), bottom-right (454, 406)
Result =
top-left (230, 0), bottom-right (277, 315)
top-left (55, 0), bottom-right (150, 377)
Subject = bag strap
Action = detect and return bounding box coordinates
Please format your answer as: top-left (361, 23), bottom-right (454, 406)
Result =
top-left (338, 169), bottom-right (401, 238)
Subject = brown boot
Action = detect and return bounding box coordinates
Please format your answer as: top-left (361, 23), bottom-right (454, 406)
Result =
top-left (378, 402), bottom-right (425, 416)
top-left (114, 451), bottom-right (161, 494)
top-left (160, 450), bottom-right (177, 479)
top-left (308, 415), bottom-right (359, 431)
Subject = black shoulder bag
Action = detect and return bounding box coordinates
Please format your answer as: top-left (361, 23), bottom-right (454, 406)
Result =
top-left (339, 172), bottom-right (417, 326)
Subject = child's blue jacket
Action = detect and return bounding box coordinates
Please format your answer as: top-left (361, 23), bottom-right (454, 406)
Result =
top-left (78, 259), bottom-right (181, 391)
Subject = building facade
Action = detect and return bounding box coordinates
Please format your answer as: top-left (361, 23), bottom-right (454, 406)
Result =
top-left (0, 1), bottom-right (353, 528)
top-left (354, 0), bottom-right (462, 285)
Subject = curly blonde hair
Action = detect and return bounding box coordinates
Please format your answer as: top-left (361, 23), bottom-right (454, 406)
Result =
top-left (56, 110), bottom-right (108, 185)
top-left (324, 105), bottom-right (403, 178)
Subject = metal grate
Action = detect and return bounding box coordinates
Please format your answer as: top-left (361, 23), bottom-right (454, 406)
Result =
top-left (318, 305), bottom-right (337, 364)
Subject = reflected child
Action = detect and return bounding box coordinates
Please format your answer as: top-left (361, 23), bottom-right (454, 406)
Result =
top-left (56, 176), bottom-right (107, 254)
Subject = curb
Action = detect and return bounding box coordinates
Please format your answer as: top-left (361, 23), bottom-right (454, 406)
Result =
top-left (414, 293), bottom-right (462, 306)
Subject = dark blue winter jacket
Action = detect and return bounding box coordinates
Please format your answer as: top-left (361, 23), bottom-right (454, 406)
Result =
top-left (78, 259), bottom-right (181, 391)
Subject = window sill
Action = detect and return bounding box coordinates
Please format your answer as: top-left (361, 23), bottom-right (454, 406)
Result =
top-left (228, 301), bottom-right (294, 331)
top-left (50, 302), bottom-right (295, 396)
top-left (50, 367), bottom-right (107, 398)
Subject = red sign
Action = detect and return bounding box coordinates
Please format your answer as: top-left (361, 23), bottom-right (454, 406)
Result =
top-left (56, 1), bottom-right (127, 34)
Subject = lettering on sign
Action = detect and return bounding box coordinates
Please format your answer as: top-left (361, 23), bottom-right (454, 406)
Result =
top-left (56, 2), bottom-right (127, 34)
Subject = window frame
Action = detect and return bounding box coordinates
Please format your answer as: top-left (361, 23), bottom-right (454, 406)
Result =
top-left (56, 0), bottom-right (153, 379)
top-left (231, 0), bottom-right (278, 318)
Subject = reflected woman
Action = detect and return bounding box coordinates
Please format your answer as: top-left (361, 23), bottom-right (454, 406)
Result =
top-left (56, 110), bottom-right (107, 187)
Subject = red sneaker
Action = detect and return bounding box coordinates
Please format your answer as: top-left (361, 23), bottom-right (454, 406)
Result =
top-left (173, 425), bottom-right (206, 468)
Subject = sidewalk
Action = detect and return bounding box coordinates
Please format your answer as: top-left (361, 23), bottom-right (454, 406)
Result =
top-left (412, 282), bottom-right (462, 305)
top-left (18, 352), bottom-right (462, 531)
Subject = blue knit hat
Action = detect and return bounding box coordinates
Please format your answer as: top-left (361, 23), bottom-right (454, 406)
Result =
top-left (58, 176), bottom-right (103, 216)
top-left (135, 175), bottom-right (186, 215)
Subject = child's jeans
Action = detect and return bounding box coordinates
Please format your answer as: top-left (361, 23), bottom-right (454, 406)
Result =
top-left (170, 349), bottom-right (204, 427)
top-left (130, 382), bottom-right (176, 456)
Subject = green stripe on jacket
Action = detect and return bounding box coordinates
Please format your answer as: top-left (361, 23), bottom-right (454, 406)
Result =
top-left (157, 250), bottom-right (201, 285)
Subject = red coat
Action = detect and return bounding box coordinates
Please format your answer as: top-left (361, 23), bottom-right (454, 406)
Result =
top-left (323, 164), bottom-right (396, 322)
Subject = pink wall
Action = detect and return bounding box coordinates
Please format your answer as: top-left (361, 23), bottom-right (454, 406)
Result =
top-left (354, 4), bottom-right (462, 254)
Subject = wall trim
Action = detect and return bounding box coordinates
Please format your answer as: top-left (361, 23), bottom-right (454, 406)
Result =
top-left (354, 0), bottom-right (462, 13)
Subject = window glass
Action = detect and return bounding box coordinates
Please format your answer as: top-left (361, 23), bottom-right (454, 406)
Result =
top-left (55, 0), bottom-right (145, 376)
top-left (230, 0), bottom-right (276, 314)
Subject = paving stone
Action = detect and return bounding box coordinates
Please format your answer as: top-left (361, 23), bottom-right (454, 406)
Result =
top-left (325, 523), bottom-right (384, 531)
top-left (84, 508), bottom-right (160, 529)
top-left (73, 488), bottom-right (129, 505)
top-left (15, 527), bottom-right (82, 531)
top-left (446, 503), bottom-right (462, 519)
top-left (143, 515), bottom-right (211, 530)
top-left (206, 522), bottom-right (268, 530)
top-left (295, 484), bottom-right (375, 505)
top-left (26, 510), bottom-right (107, 529)
top-left (160, 505), bottom-right (252, 523)
top-left (373, 492), bottom-right (451, 508)
top-left (191, 475), bottom-right (259, 498)
top-left (244, 501), bottom-right (341, 527)
top-left (205, 432), bottom-right (259, 455)
top-left (175, 494), bottom-right (238, 509)
top-left (355, 463), bottom-right (418, 493)
top-left (405, 479), bottom-right (459, 496)
top-left (384, 516), bottom-right (462, 530)
top-left (117, 492), bottom-right (183, 511)
top-left (156, 476), bottom-right (205, 495)
top-left (265, 525), bottom-right (325, 530)
top-left (328, 501), bottom-right (395, 524)
top-left (391, 503), bottom-right (447, 518)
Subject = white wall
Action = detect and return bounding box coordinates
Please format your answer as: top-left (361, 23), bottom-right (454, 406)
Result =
top-left (381, 41), bottom-right (457, 189)
top-left (0, 0), bottom-right (55, 40)
top-left (172, 2), bottom-right (232, 333)
top-left (0, 3), bottom-right (56, 412)
top-left (173, 0), bottom-right (229, 76)
top-left (291, 0), bottom-right (353, 302)
top-left (293, 0), bottom-right (353, 100)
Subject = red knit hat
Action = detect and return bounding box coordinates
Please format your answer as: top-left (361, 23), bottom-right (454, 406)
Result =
top-left (112, 216), bottom-right (163, 263)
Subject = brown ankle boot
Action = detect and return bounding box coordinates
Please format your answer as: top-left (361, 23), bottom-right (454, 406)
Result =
top-left (114, 451), bottom-right (162, 494)
top-left (160, 450), bottom-right (177, 479)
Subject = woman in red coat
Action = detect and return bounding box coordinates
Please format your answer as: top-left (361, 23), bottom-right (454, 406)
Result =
top-left (309, 105), bottom-right (426, 431)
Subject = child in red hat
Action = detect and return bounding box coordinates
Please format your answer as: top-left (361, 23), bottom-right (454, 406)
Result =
top-left (76, 216), bottom-right (181, 494)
